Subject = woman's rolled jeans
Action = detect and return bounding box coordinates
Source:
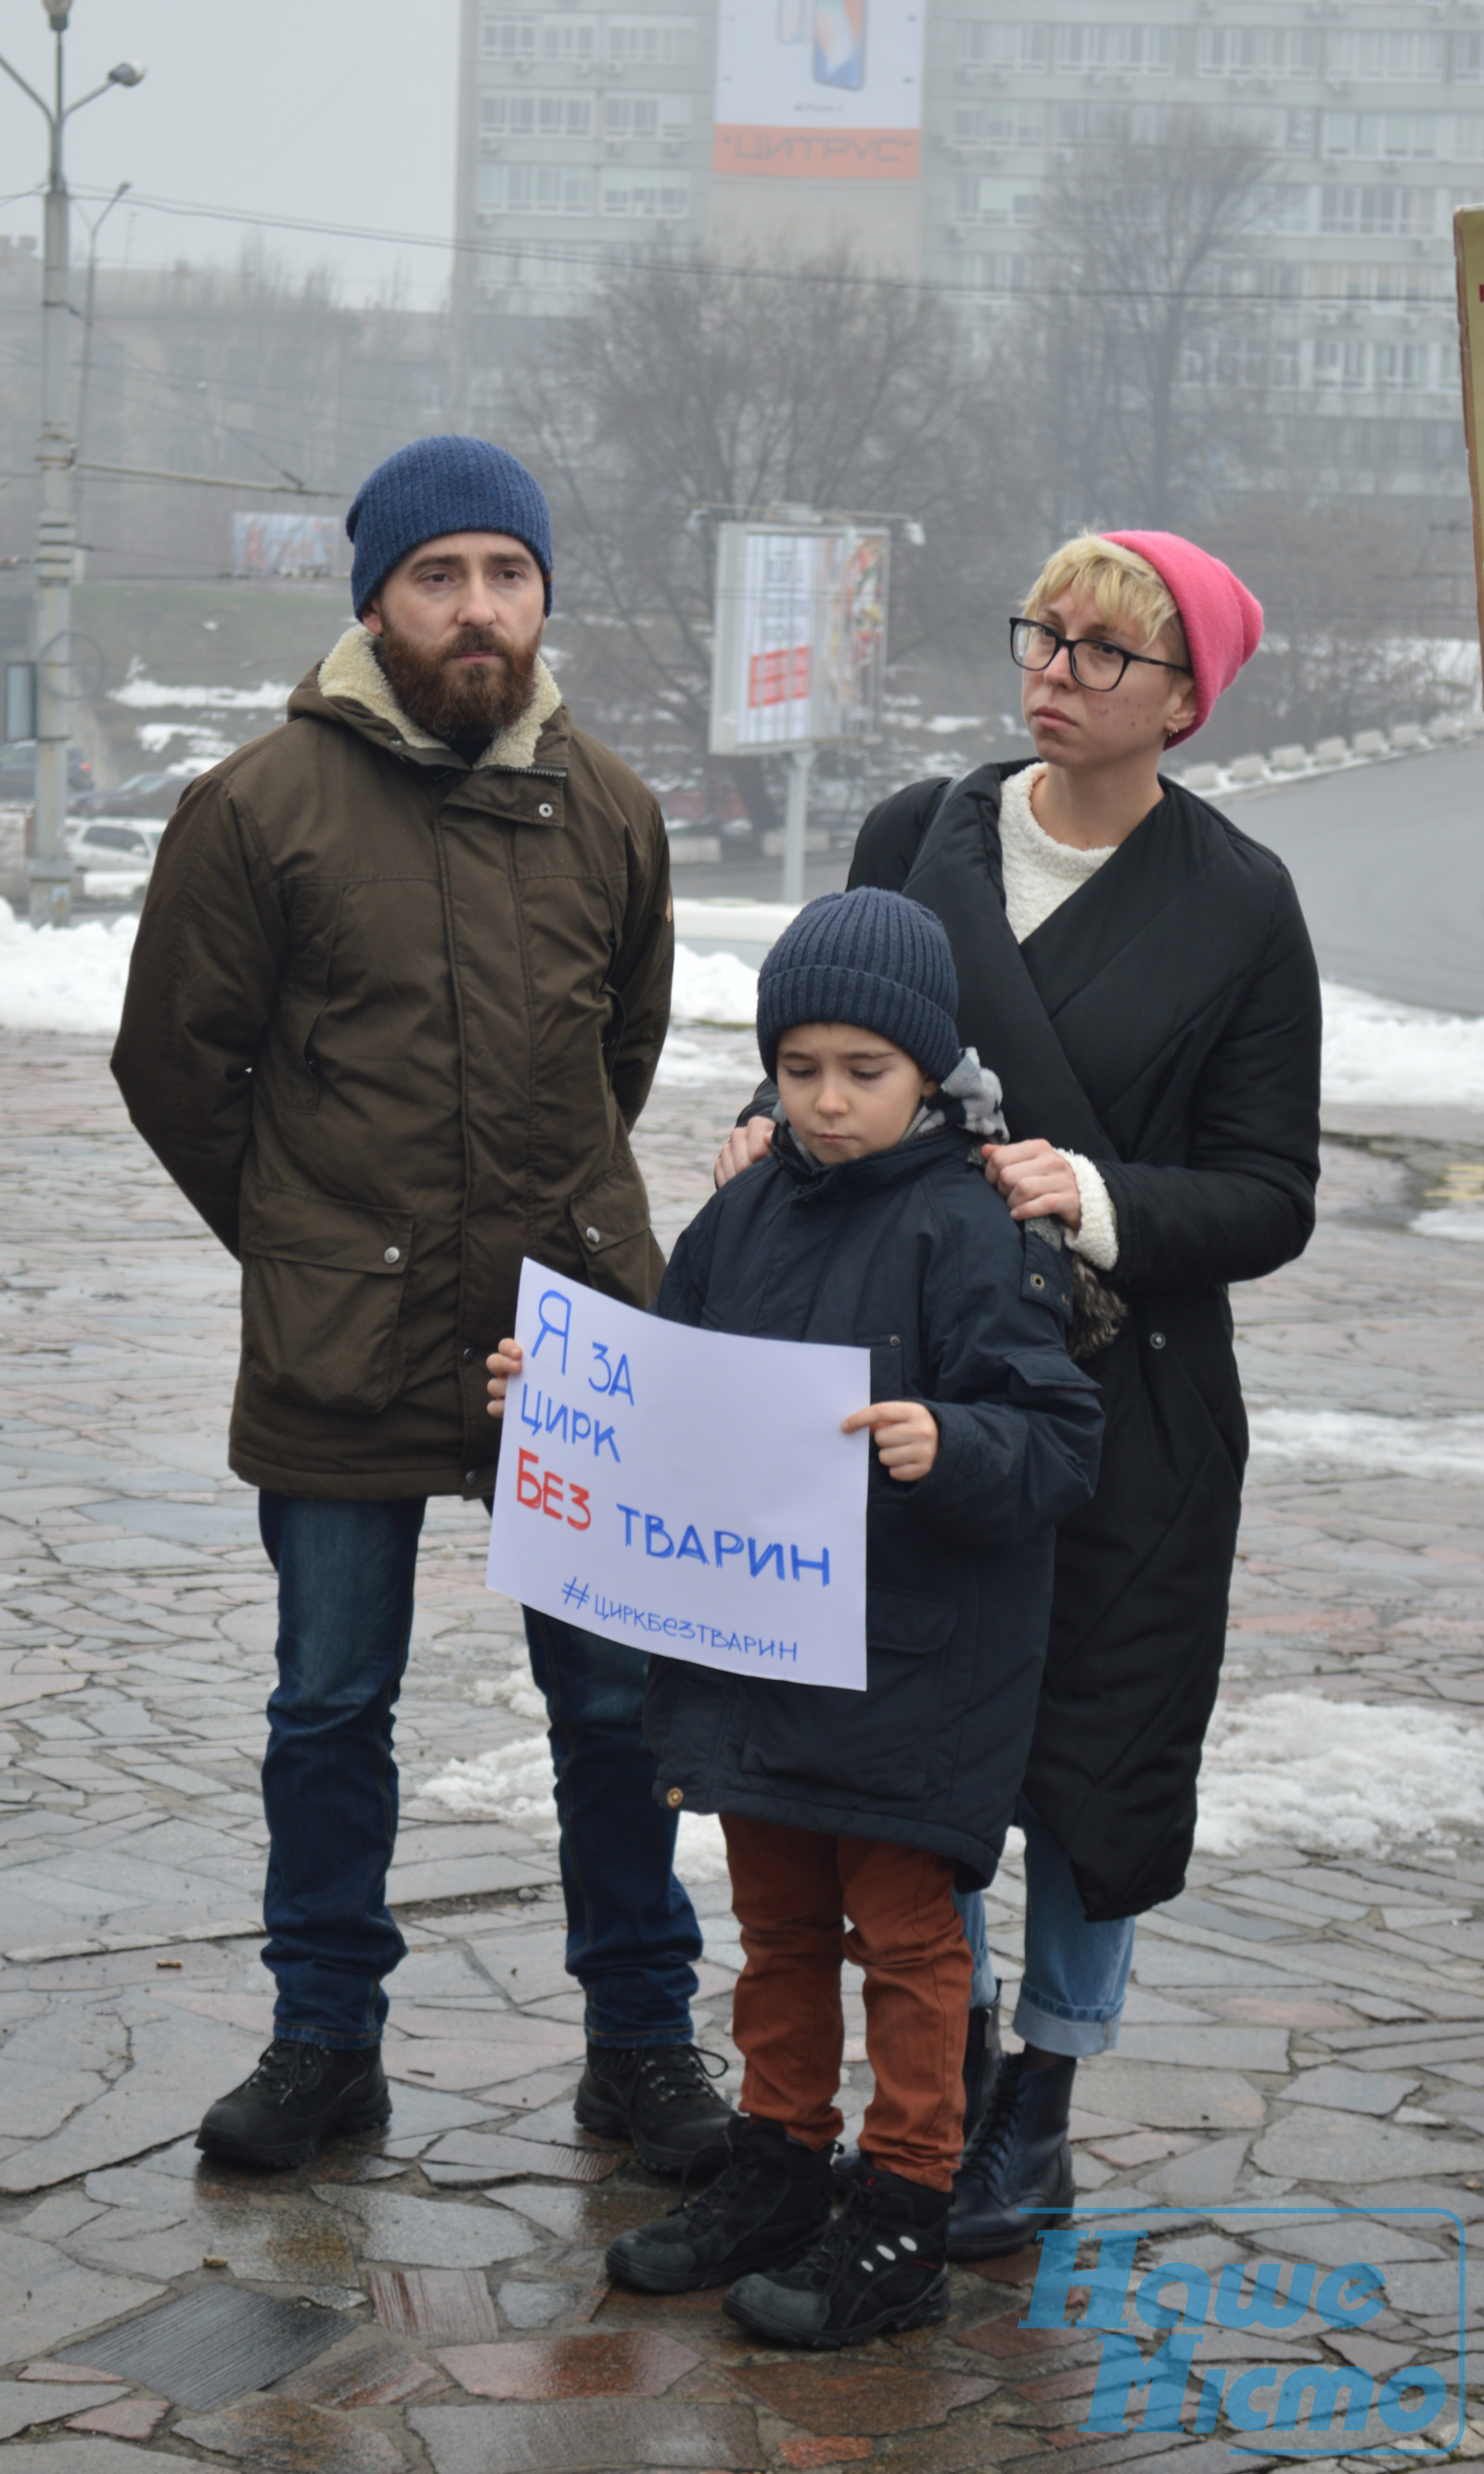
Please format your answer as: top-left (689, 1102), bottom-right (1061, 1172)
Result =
top-left (954, 1796), bottom-right (1136, 2057)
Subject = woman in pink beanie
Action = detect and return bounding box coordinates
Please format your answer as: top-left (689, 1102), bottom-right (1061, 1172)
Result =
top-left (718, 526), bottom-right (1322, 2257)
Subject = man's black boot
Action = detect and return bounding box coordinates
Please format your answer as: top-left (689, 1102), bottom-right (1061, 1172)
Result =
top-left (575, 2040), bottom-right (736, 2175)
top-left (197, 2038), bottom-right (390, 2171)
top-left (946, 2050), bottom-right (1076, 2259)
top-left (725, 2155), bottom-right (950, 2350)
top-left (831, 1997), bottom-right (1001, 2198)
top-left (606, 2115), bottom-right (834, 2293)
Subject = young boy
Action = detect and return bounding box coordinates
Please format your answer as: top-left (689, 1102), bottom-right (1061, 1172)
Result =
top-left (489, 888), bottom-right (1103, 2349)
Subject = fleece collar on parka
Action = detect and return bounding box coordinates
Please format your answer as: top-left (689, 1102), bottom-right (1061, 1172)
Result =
top-left (307, 620), bottom-right (565, 773)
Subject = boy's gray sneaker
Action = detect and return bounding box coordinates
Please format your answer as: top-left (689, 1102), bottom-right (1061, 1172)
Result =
top-left (607, 2115), bottom-right (833, 2292)
top-left (575, 2040), bottom-right (735, 2175)
top-left (197, 2038), bottom-right (390, 2171)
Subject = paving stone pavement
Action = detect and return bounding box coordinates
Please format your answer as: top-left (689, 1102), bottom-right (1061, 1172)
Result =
top-left (0, 1027), bottom-right (1480, 2470)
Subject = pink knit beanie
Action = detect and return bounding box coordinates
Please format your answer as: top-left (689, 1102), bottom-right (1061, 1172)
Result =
top-left (1102, 531), bottom-right (1263, 747)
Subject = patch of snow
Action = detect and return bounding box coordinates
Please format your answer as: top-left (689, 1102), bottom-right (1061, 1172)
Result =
top-left (671, 943), bottom-right (759, 1029)
top-left (135, 723), bottom-right (237, 763)
top-left (468, 1670), bottom-right (547, 1722)
top-left (0, 897), bottom-right (137, 1033)
top-left (1321, 980), bottom-right (1484, 1109)
top-left (1411, 1207), bottom-right (1484, 1243)
top-left (1248, 1405), bottom-right (1484, 1481)
top-left (654, 1032), bottom-right (757, 1089)
top-left (419, 1730), bottom-right (729, 1880)
top-left (924, 713), bottom-right (985, 735)
top-left (1196, 1692), bottom-right (1484, 1857)
top-left (111, 675), bottom-right (291, 712)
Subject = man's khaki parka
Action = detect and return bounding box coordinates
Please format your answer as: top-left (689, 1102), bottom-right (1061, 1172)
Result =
top-left (111, 626), bottom-right (672, 1501)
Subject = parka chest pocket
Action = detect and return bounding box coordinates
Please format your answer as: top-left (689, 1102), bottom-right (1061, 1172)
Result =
top-left (239, 1181), bottom-right (412, 1416)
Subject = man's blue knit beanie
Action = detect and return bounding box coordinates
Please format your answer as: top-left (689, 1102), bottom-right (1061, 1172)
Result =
top-left (757, 888), bottom-right (961, 1083)
top-left (347, 435), bottom-right (554, 616)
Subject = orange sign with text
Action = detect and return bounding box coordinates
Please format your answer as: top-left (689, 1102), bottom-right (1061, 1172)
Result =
top-left (713, 125), bottom-right (920, 179)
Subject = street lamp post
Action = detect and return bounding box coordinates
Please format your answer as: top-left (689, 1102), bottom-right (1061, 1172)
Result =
top-left (0, 4), bottom-right (143, 926)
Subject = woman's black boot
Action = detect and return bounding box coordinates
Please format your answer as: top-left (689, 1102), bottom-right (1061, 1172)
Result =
top-left (945, 2051), bottom-right (1077, 2260)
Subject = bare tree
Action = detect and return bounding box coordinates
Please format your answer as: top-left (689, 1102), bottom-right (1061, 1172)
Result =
top-left (1020, 109), bottom-right (1276, 535)
top-left (508, 248), bottom-right (1016, 820)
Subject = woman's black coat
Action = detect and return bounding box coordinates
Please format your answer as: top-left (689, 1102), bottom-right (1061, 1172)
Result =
top-left (644, 1125), bottom-right (1104, 1889)
top-left (842, 763), bottom-right (1323, 1920)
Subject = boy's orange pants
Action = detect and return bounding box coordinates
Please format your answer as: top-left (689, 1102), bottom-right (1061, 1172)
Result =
top-left (721, 1813), bottom-right (972, 2193)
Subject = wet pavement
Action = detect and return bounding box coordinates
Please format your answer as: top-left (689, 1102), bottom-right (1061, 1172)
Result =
top-left (0, 1028), bottom-right (1480, 2470)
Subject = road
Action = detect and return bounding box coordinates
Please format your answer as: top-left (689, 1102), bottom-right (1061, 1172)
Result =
top-left (672, 740), bottom-right (1484, 1015)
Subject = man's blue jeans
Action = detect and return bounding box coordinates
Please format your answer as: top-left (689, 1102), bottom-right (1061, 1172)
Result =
top-left (953, 1796), bottom-right (1137, 2057)
top-left (259, 1494), bottom-right (699, 2051)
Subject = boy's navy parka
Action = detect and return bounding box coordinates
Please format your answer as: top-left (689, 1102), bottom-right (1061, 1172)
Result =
top-left (642, 1119), bottom-right (1105, 1890)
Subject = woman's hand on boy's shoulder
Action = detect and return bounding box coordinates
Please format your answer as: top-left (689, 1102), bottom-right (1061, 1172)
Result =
top-left (714, 1117), bottom-right (775, 1188)
top-left (841, 1399), bottom-right (940, 1483)
top-left (485, 1339), bottom-right (522, 1416)
top-left (982, 1138), bottom-right (1081, 1233)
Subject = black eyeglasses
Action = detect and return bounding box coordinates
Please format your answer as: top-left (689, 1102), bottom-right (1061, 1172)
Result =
top-left (1009, 616), bottom-right (1192, 693)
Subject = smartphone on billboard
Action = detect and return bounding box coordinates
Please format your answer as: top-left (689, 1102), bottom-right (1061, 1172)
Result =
top-left (813, 0), bottom-right (864, 88)
top-left (776, 0), bottom-right (808, 43)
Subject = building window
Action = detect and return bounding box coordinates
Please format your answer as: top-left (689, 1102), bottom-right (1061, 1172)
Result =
top-left (953, 100), bottom-right (1043, 147)
top-left (477, 162), bottom-right (595, 213)
top-left (1451, 116), bottom-right (1484, 160)
top-left (1323, 111), bottom-right (1439, 160)
top-left (481, 93), bottom-right (594, 139)
top-left (1250, 184), bottom-right (1312, 234)
top-left (606, 18), bottom-right (697, 67)
top-left (603, 92), bottom-right (692, 139)
top-left (482, 15), bottom-right (538, 58)
top-left (1050, 100), bottom-right (1163, 146)
top-left (1320, 185), bottom-right (1434, 238)
top-left (1376, 343), bottom-right (1431, 391)
top-left (1053, 24), bottom-right (1174, 75)
top-left (1196, 28), bottom-right (1319, 79)
top-left (600, 170), bottom-right (691, 216)
top-left (954, 22), bottom-right (1049, 73)
top-left (1327, 31), bottom-right (1447, 84)
top-left (1455, 35), bottom-right (1484, 83)
top-left (963, 252), bottom-right (1030, 294)
top-left (1312, 340), bottom-right (1370, 391)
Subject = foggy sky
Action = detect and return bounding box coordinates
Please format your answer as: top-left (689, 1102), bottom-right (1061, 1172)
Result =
top-left (0, 0), bottom-right (460, 308)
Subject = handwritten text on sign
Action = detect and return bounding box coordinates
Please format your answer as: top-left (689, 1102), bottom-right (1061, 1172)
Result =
top-left (487, 1259), bottom-right (870, 1689)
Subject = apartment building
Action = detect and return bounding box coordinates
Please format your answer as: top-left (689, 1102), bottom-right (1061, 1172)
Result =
top-left (452, 0), bottom-right (715, 397)
top-left (919, 2), bottom-right (1480, 511)
top-left (454, 0), bottom-right (1478, 511)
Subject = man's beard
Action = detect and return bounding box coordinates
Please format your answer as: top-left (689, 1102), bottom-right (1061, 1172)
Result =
top-left (372, 618), bottom-right (541, 749)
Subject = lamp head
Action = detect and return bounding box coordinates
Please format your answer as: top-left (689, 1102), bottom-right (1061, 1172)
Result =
top-left (108, 60), bottom-right (145, 85)
top-left (43, 1), bottom-right (72, 28)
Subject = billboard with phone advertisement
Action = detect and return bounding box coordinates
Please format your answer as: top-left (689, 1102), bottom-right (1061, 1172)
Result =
top-left (714, 0), bottom-right (925, 180)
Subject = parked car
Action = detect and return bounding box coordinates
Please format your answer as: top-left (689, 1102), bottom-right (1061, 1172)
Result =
top-left (67, 818), bottom-right (166, 871)
top-left (0, 740), bottom-right (94, 803)
top-left (69, 768), bottom-right (192, 821)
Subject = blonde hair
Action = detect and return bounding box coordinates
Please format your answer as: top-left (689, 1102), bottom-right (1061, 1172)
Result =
top-left (1023, 533), bottom-right (1188, 666)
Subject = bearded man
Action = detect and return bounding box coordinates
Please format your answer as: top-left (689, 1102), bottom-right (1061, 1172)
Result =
top-left (113, 437), bottom-right (732, 2173)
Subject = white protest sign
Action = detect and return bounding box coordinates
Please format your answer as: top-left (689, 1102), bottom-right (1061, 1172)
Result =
top-left (487, 1258), bottom-right (870, 1689)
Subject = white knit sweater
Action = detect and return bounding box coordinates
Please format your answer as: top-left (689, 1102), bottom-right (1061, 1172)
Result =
top-left (997, 764), bottom-right (1120, 1272)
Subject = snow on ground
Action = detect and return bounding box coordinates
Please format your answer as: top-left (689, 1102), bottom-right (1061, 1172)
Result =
top-left (1248, 1406), bottom-right (1484, 1481)
top-left (670, 943), bottom-right (759, 1030)
top-left (110, 672), bottom-right (292, 712)
top-left (422, 1724), bottom-right (731, 1882)
top-left (420, 1687), bottom-right (1484, 1869)
top-left (1321, 979), bottom-right (1484, 1108)
top-left (0, 900), bottom-right (139, 1035)
top-left (1195, 1692), bottom-right (1484, 1859)
top-left (7, 902), bottom-right (1484, 1109)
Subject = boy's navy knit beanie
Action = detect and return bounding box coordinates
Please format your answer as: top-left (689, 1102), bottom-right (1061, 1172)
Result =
top-left (347, 435), bottom-right (554, 617)
top-left (757, 888), bottom-right (961, 1083)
